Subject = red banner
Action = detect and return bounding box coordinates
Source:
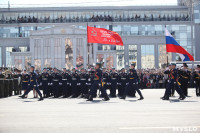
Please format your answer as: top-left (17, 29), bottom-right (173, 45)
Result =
top-left (87, 26), bottom-right (123, 46)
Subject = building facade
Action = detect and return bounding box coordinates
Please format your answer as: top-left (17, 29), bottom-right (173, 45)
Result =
top-left (0, 0), bottom-right (199, 70)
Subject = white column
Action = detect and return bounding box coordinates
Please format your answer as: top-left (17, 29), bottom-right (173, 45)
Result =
top-left (104, 54), bottom-right (107, 68)
top-left (40, 38), bottom-right (44, 69)
top-left (30, 38), bottom-right (34, 66)
top-left (61, 37), bottom-right (65, 68)
top-left (113, 53), bottom-right (117, 68)
top-left (22, 55), bottom-right (25, 69)
top-left (72, 38), bottom-right (77, 68)
top-left (51, 37), bottom-right (55, 68)
top-left (83, 37), bottom-right (87, 68)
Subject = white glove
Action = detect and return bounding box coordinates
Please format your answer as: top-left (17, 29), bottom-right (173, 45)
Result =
top-left (126, 83), bottom-right (129, 85)
top-left (59, 83), bottom-right (62, 85)
top-left (136, 82), bottom-right (138, 84)
top-left (194, 81), bottom-right (196, 83)
top-left (28, 84), bottom-right (30, 86)
top-left (51, 83), bottom-right (53, 85)
top-left (48, 83), bottom-right (50, 85)
top-left (40, 83), bottom-right (42, 86)
top-left (174, 82), bottom-right (176, 84)
top-left (86, 83), bottom-right (88, 85)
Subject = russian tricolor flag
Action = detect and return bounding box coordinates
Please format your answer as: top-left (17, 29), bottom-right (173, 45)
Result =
top-left (165, 28), bottom-right (194, 61)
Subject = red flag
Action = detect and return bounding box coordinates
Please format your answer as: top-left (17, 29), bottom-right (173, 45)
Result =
top-left (87, 26), bottom-right (123, 46)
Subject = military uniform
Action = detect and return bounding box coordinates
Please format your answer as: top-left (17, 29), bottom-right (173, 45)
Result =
top-left (13, 71), bottom-right (20, 95)
top-left (193, 70), bottom-right (200, 96)
top-left (61, 71), bottom-right (71, 97)
top-left (110, 69), bottom-right (118, 97)
top-left (178, 68), bottom-right (190, 96)
top-left (19, 66), bottom-right (43, 101)
top-left (162, 65), bottom-right (186, 100)
top-left (118, 71), bottom-right (128, 97)
top-left (0, 71), bottom-right (5, 98)
top-left (120, 68), bottom-right (144, 100)
top-left (87, 63), bottom-right (109, 101)
top-left (80, 71), bottom-right (88, 97)
top-left (51, 71), bottom-right (61, 98)
top-left (71, 71), bottom-right (80, 98)
top-left (21, 72), bottom-right (30, 92)
top-left (41, 71), bottom-right (50, 98)
top-left (5, 72), bottom-right (13, 97)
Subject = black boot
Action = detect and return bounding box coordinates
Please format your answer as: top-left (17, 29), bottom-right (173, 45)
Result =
top-left (19, 95), bottom-right (25, 99)
top-left (120, 95), bottom-right (126, 99)
top-left (86, 95), bottom-right (93, 101)
top-left (138, 96), bottom-right (144, 100)
top-left (179, 95), bottom-right (186, 100)
top-left (162, 97), bottom-right (169, 100)
top-left (38, 97), bottom-right (44, 101)
top-left (102, 95), bottom-right (110, 101)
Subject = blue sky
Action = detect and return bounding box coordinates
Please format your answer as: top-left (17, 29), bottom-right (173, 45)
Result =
top-left (0, 0), bottom-right (177, 7)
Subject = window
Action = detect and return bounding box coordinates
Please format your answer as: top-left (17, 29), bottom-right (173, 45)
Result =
top-left (76, 38), bottom-right (84, 69)
top-left (158, 45), bottom-right (172, 68)
top-left (65, 38), bottom-right (73, 69)
top-left (44, 39), bottom-right (51, 68)
top-left (34, 39), bottom-right (41, 70)
top-left (6, 47), bottom-right (13, 67)
top-left (129, 45), bottom-right (137, 68)
top-left (141, 45), bottom-right (155, 69)
top-left (19, 46), bottom-right (28, 52)
top-left (54, 38), bottom-right (62, 69)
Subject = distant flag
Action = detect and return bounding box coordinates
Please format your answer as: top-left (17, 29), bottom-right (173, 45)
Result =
top-left (87, 26), bottom-right (123, 46)
top-left (165, 28), bottom-right (194, 61)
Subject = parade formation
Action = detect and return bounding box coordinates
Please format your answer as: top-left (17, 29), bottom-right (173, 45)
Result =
top-left (0, 63), bottom-right (199, 102)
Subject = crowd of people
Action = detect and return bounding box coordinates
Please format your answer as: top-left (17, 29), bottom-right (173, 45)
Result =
top-left (1, 13), bottom-right (190, 24)
top-left (0, 63), bottom-right (199, 101)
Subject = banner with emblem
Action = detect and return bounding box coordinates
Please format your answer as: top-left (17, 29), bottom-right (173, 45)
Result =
top-left (87, 26), bottom-right (123, 46)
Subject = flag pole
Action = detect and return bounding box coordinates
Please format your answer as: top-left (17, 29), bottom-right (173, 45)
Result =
top-left (165, 25), bottom-right (169, 67)
top-left (87, 22), bottom-right (89, 68)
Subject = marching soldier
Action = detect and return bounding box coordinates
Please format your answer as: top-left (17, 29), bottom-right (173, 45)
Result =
top-left (4, 69), bottom-right (13, 97)
top-left (120, 64), bottom-right (144, 100)
top-left (61, 68), bottom-right (71, 98)
top-left (87, 63), bottom-right (109, 101)
top-left (118, 68), bottom-right (128, 97)
top-left (178, 63), bottom-right (190, 96)
top-left (21, 69), bottom-right (30, 98)
top-left (41, 68), bottom-right (49, 98)
top-left (161, 63), bottom-right (186, 100)
top-left (80, 68), bottom-right (88, 98)
top-left (51, 68), bottom-right (61, 98)
top-left (101, 68), bottom-right (109, 97)
top-left (0, 68), bottom-right (5, 98)
top-left (193, 65), bottom-right (200, 96)
top-left (13, 68), bottom-right (20, 95)
top-left (110, 67), bottom-right (118, 97)
top-left (19, 66), bottom-right (43, 101)
top-left (71, 68), bottom-right (80, 98)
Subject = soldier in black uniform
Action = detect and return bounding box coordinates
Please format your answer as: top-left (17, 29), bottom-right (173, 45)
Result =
top-left (110, 68), bottom-right (118, 97)
top-left (80, 68), bottom-right (88, 98)
top-left (21, 69), bottom-right (30, 98)
top-left (5, 69), bottom-right (13, 97)
top-left (161, 63), bottom-right (186, 100)
top-left (61, 68), bottom-right (71, 98)
top-left (101, 68), bottom-right (109, 97)
top-left (41, 68), bottom-right (50, 98)
top-left (193, 65), bottom-right (200, 96)
top-left (120, 64), bottom-right (144, 100)
top-left (0, 68), bottom-right (5, 98)
top-left (118, 68), bottom-right (128, 97)
top-left (51, 68), bottom-right (61, 98)
top-left (87, 63), bottom-right (109, 101)
top-left (19, 66), bottom-right (43, 101)
top-left (13, 68), bottom-right (20, 95)
top-left (178, 63), bottom-right (190, 96)
top-left (71, 69), bottom-right (80, 98)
